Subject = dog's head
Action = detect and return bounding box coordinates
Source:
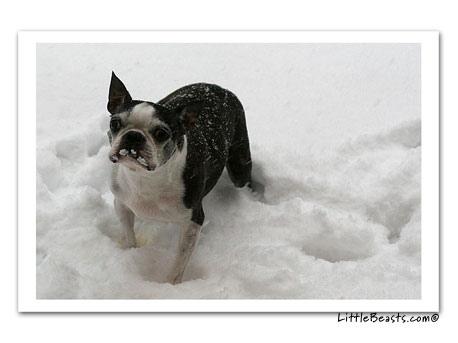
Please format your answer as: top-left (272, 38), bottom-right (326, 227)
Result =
top-left (107, 72), bottom-right (201, 172)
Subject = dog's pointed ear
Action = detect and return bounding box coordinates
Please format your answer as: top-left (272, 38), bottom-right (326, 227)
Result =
top-left (176, 101), bottom-right (203, 129)
top-left (107, 72), bottom-right (132, 114)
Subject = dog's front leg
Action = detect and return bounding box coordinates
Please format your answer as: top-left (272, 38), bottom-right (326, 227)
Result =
top-left (114, 199), bottom-right (136, 249)
top-left (167, 221), bottom-right (202, 284)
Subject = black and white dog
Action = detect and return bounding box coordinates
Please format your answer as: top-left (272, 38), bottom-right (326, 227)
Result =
top-left (107, 72), bottom-right (262, 284)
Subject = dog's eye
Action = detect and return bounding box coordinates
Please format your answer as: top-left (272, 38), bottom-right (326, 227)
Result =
top-left (153, 128), bottom-right (170, 142)
top-left (110, 119), bottom-right (121, 132)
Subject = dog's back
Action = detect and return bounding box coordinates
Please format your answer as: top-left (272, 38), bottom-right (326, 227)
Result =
top-left (158, 83), bottom-right (253, 210)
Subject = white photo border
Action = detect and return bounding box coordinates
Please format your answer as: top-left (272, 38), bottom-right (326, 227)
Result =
top-left (18, 31), bottom-right (439, 312)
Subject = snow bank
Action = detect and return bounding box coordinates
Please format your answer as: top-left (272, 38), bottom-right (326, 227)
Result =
top-left (36, 43), bottom-right (421, 299)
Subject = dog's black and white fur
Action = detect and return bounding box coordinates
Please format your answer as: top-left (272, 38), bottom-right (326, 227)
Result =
top-left (107, 72), bottom-right (261, 284)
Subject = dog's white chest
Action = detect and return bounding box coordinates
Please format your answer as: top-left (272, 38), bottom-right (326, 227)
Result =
top-left (125, 185), bottom-right (189, 222)
top-left (110, 146), bottom-right (191, 224)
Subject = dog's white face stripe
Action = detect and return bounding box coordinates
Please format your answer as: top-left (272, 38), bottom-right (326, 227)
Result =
top-left (119, 102), bottom-right (162, 128)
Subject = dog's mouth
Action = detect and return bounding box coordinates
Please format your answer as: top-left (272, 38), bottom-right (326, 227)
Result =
top-left (109, 148), bottom-right (155, 171)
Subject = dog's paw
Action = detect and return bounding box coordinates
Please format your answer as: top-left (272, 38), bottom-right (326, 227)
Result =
top-left (167, 272), bottom-right (184, 285)
top-left (242, 180), bottom-right (265, 202)
top-left (121, 236), bottom-right (137, 250)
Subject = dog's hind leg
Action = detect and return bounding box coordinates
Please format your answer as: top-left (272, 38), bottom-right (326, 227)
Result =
top-left (226, 112), bottom-right (253, 188)
top-left (226, 112), bottom-right (265, 199)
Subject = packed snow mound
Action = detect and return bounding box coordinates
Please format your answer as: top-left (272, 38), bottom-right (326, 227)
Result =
top-left (36, 43), bottom-right (420, 299)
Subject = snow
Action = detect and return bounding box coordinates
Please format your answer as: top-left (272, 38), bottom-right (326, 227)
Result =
top-left (36, 43), bottom-right (421, 299)
top-left (137, 156), bottom-right (148, 166)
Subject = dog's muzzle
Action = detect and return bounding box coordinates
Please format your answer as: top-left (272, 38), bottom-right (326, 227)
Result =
top-left (109, 131), bottom-right (155, 171)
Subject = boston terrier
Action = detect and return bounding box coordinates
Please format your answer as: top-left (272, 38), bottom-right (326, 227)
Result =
top-left (107, 72), bottom-right (263, 284)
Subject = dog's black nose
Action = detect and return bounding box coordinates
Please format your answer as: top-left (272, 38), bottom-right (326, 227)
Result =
top-left (121, 130), bottom-right (146, 147)
top-left (123, 130), bottom-right (145, 142)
